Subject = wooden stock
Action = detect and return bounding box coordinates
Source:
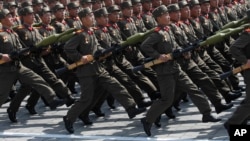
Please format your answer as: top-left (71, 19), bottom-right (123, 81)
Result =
top-left (232, 64), bottom-right (250, 75)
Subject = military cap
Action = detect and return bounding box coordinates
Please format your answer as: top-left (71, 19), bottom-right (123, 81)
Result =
top-left (0, 9), bottom-right (10, 19)
top-left (92, 0), bottom-right (101, 3)
top-left (178, 0), bottom-right (189, 8)
top-left (141, 0), bottom-right (151, 3)
top-left (94, 7), bottom-right (108, 18)
top-left (107, 5), bottom-right (120, 13)
top-left (32, 0), bottom-right (43, 5)
top-left (38, 6), bottom-right (51, 16)
top-left (189, 0), bottom-right (200, 7)
top-left (131, 0), bottom-right (141, 5)
top-left (67, 2), bottom-right (79, 9)
top-left (6, 1), bottom-right (18, 8)
top-left (21, 1), bottom-right (33, 7)
top-left (78, 7), bottom-right (92, 19)
top-left (52, 3), bottom-right (65, 12)
top-left (19, 6), bottom-right (34, 16)
top-left (167, 4), bottom-right (180, 13)
top-left (199, 0), bottom-right (210, 4)
top-left (120, 1), bottom-right (132, 10)
top-left (152, 5), bottom-right (168, 19)
top-left (80, 0), bottom-right (92, 4)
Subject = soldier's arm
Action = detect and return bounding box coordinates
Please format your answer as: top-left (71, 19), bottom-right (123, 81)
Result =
top-left (230, 31), bottom-right (250, 64)
top-left (64, 34), bottom-right (83, 62)
top-left (140, 32), bottom-right (161, 59)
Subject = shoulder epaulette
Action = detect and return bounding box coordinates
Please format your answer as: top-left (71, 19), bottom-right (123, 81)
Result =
top-left (75, 29), bottom-right (84, 34)
top-left (244, 28), bottom-right (250, 33)
top-left (92, 27), bottom-right (99, 30)
top-left (154, 27), bottom-right (161, 32)
top-left (13, 25), bottom-right (24, 30)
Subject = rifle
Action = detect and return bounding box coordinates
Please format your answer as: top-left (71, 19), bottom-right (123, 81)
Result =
top-left (55, 28), bottom-right (156, 75)
top-left (133, 40), bottom-right (202, 72)
top-left (55, 47), bottom-right (113, 76)
top-left (220, 64), bottom-right (250, 80)
top-left (133, 23), bottom-right (250, 72)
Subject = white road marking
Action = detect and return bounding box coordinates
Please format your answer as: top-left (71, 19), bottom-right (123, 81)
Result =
top-left (0, 132), bottom-right (205, 141)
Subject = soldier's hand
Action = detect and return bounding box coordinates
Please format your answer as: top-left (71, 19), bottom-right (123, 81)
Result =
top-left (158, 54), bottom-right (170, 62)
top-left (1, 54), bottom-right (12, 62)
top-left (182, 52), bottom-right (191, 59)
top-left (81, 55), bottom-right (90, 64)
top-left (246, 59), bottom-right (250, 68)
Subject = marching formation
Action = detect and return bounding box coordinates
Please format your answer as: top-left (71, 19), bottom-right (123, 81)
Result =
top-left (0, 0), bottom-right (249, 137)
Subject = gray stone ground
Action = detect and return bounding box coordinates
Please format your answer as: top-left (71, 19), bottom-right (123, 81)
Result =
top-left (0, 75), bottom-right (246, 141)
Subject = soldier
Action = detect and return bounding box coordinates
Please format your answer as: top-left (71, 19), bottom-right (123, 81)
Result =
top-left (75, 7), bottom-right (152, 122)
top-left (62, 7), bottom-right (146, 134)
top-left (189, 0), bottom-right (242, 104)
top-left (140, 5), bottom-right (221, 137)
top-left (32, 0), bottom-right (44, 23)
top-left (5, 1), bottom-right (20, 26)
top-left (50, 3), bottom-right (78, 94)
top-left (224, 24), bottom-right (250, 134)
top-left (118, 1), bottom-right (160, 95)
top-left (79, 0), bottom-right (93, 10)
top-left (94, 7), bottom-right (151, 108)
top-left (65, 1), bottom-right (82, 29)
top-left (151, 0), bottom-right (162, 9)
top-left (168, 2), bottom-right (233, 116)
top-left (8, 6), bottom-right (75, 115)
top-left (224, 0), bottom-right (239, 21)
top-left (0, 8), bottom-right (65, 122)
top-left (92, 0), bottom-right (103, 11)
top-left (103, 0), bottom-right (114, 8)
top-left (141, 0), bottom-right (157, 29)
top-left (131, 0), bottom-right (148, 33)
top-left (107, 5), bottom-right (160, 105)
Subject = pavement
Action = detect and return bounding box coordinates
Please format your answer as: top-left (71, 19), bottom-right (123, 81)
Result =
top-left (0, 74), bottom-right (246, 141)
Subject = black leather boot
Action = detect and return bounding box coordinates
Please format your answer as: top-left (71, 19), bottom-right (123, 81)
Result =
top-left (25, 104), bottom-right (37, 115)
top-left (7, 108), bottom-right (17, 123)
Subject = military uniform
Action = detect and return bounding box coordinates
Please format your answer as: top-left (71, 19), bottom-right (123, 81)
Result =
top-left (225, 27), bottom-right (250, 126)
top-left (50, 3), bottom-right (79, 94)
top-left (9, 6), bottom-right (74, 114)
top-left (141, 0), bottom-right (158, 29)
top-left (118, 1), bottom-right (160, 91)
top-left (63, 8), bottom-right (146, 134)
top-left (131, 0), bottom-right (148, 33)
top-left (107, 5), bottom-right (159, 100)
top-left (65, 2), bottom-right (82, 29)
top-left (169, 3), bottom-right (232, 113)
top-left (0, 9), bottom-right (64, 122)
top-left (140, 5), bottom-right (219, 137)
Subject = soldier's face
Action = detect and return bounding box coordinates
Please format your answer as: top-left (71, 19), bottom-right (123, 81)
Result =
top-left (108, 11), bottom-right (120, 23)
top-left (54, 9), bottom-right (65, 19)
top-left (133, 3), bottom-right (142, 14)
top-left (191, 5), bottom-right (201, 17)
top-left (23, 13), bottom-right (35, 25)
top-left (1, 14), bottom-right (14, 27)
top-left (41, 12), bottom-right (52, 25)
top-left (162, 0), bottom-right (171, 6)
top-left (92, 1), bottom-right (102, 11)
top-left (169, 11), bottom-right (180, 22)
top-left (82, 13), bottom-right (94, 27)
top-left (69, 8), bottom-right (79, 17)
top-left (152, 0), bottom-right (162, 8)
top-left (122, 7), bottom-right (133, 17)
top-left (180, 6), bottom-right (190, 19)
top-left (142, 2), bottom-right (152, 11)
top-left (96, 15), bottom-right (108, 26)
top-left (210, 0), bottom-right (218, 8)
top-left (201, 3), bottom-right (210, 14)
top-left (158, 13), bottom-right (170, 25)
